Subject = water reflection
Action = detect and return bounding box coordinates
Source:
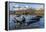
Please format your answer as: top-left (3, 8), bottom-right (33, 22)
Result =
top-left (9, 15), bottom-right (44, 30)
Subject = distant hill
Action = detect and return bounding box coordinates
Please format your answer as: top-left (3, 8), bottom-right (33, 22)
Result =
top-left (10, 8), bottom-right (44, 16)
top-left (34, 9), bottom-right (44, 16)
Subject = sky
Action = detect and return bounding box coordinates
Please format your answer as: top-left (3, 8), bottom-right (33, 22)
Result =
top-left (9, 2), bottom-right (44, 11)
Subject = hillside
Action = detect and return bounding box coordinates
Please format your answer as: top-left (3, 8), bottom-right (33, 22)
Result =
top-left (10, 8), bottom-right (44, 16)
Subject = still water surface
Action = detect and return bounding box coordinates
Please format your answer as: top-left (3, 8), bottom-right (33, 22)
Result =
top-left (9, 15), bottom-right (44, 30)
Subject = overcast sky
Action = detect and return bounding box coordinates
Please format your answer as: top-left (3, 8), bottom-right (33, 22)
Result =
top-left (9, 2), bottom-right (44, 11)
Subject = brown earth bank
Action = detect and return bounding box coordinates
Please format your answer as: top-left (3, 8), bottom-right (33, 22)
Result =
top-left (10, 8), bottom-right (44, 16)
